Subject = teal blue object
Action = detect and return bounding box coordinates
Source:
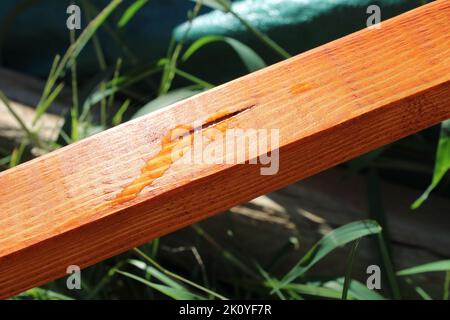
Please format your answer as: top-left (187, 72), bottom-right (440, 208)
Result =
top-left (176, 0), bottom-right (421, 41)
top-left (175, 0), bottom-right (423, 57)
top-left (173, 0), bottom-right (422, 82)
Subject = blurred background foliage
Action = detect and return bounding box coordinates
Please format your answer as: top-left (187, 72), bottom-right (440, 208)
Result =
top-left (0, 0), bottom-right (448, 300)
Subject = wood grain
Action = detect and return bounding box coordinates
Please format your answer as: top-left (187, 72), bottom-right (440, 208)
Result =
top-left (0, 1), bottom-right (449, 298)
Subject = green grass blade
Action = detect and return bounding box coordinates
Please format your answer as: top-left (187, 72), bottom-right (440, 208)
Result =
top-left (182, 35), bottom-right (266, 72)
top-left (192, 0), bottom-right (289, 59)
top-left (118, 0), bottom-right (149, 28)
top-left (69, 28), bottom-right (80, 142)
top-left (191, 225), bottom-right (257, 278)
top-left (342, 239), bottom-right (360, 300)
top-left (133, 248), bottom-right (228, 300)
top-left (0, 91), bottom-right (42, 149)
top-left (192, 0), bottom-right (231, 12)
top-left (99, 82), bottom-right (108, 127)
top-left (323, 278), bottom-right (386, 300)
top-left (158, 2), bottom-right (203, 95)
top-left (403, 277), bottom-right (432, 300)
top-left (133, 86), bottom-right (203, 119)
top-left (9, 141), bottom-right (27, 168)
top-left (412, 119), bottom-right (450, 209)
top-left (111, 64), bottom-right (162, 89)
top-left (19, 288), bottom-right (74, 300)
top-left (108, 58), bottom-right (123, 109)
top-left (117, 270), bottom-right (206, 300)
top-left (174, 68), bottom-right (214, 88)
top-left (397, 260), bottom-right (450, 276)
top-left (444, 271), bottom-right (450, 300)
top-left (367, 168), bottom-right (401, 299)
top-left (159, 42), bottom-right (183, 95)
top-left (81, 0), bottom-right (107, 71)
top-left (282, 283), bottom-right (346, 300)
top-left (226, 4), bottom-right (290, 59)
top-left (112, 99), bottom-right (130, 126)
top-left (62, 0), bottom-right (123, 71)
top-left (33, 54), bottom-right (61, 126)
top-left (86, 262), bottom-right (125, 299)
top-left (34, 82), bottom-right (65, 126)
top-left (256, 265), bottom-right (286, 300)
top-left (128, 259), bottom-right (185, 290)
top-left (40, 0), bottom-right (122, 107)
top-left (0, 91), bottom-right (34, 142)
top-left (377, 234), bottom-right (401, 299)
top-left (276, 220), bottom-right (382, 290)
top-left (0, 155), bottom-right (11, 167)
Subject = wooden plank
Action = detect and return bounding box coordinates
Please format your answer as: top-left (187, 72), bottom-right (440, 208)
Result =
top-left (0, 1), bottom-right (449, 298)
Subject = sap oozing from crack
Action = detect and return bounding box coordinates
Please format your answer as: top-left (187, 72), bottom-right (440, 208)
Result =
top-left (112, 109), bottom-right (234, 205)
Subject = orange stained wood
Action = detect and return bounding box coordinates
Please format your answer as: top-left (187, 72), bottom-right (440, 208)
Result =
top-left (0, 1), bottom-right (449, 298)
top-left (290, 82), bottom-right (319, 95)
